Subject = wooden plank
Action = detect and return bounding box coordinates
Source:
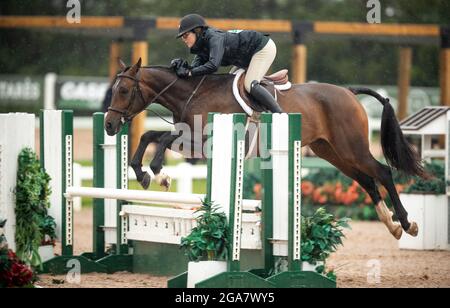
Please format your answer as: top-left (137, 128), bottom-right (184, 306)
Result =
top-left (314, 22), bottom-right (439, 37)
top-left (441, 49), bottom-right (450, 106)
top-left (397, 47), bottom-right (412, 120)
top-left (0, 16), bottom-right (124, 28)
top-left (292, 44), bottom-right (307, 84)
top-left (109, 41), bottom-right (122, 81)
top-left (156, 17), bottom-right (291, 32)
top-left (130, 41), bottom-right (148, 157)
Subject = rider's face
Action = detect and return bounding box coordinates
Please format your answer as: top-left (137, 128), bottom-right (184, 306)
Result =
top-left (182, 32), bottom-right (196, 48)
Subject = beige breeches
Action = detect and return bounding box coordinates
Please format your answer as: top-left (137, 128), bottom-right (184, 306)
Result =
top-left (244, 38), bottom-right (277, 92)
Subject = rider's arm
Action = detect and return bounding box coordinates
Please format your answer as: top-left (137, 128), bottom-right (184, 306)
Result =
top-left (191, 35), bottom-right (225, 76)
top-left (191, 54), bottom-right (207, 68)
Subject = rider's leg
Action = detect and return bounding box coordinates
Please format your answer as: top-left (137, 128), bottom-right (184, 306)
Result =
top-left (244, 39), bottom-right (283, 113)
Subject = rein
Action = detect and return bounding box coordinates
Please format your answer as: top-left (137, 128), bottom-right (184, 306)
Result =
top-left (107, 71), bottom-right (178, 123)
top-left (150, 75), bottom-right (207, 125)
top-left (108, 69), bottom-right (207, 125)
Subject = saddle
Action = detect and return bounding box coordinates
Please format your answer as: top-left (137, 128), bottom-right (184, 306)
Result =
top-left (231, 69), bottom-right (292, 159)
top-left (232, 69), bottom-right (292, 115)
top-left (265, 69), bottom-right (290, 85)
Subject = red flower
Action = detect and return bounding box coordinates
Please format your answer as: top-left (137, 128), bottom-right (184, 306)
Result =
top-left (301, 181), bottom-right (314, 196)
top-left (0, 249), bottom-right (34, 288)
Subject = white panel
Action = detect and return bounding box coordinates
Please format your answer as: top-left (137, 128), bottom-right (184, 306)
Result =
top-left (436, 196), bottom-right (449, 250)
top-left (271, 113), bottom-right (289, 256)
top-left (0, 117), bottom-right (6, 228)
top-left (72, 162), bottom-right (82, 212)
top-left (210, 114), bottom-right (233, 218)
top-left (0, 113), bottom-right (35, 251)
top-left (399, 194), bottom-right (448, 250)
top-left (417, 115), bottom-right (447, 135)
top-left (43, 110), bottom-right (63, 239)
top-left (104, 125), bottom-right (118, 245)
top-left (123, 205), bottom-right (261, 249)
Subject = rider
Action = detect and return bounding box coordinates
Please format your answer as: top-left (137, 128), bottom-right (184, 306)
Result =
top-left (172, 14), bottom-right (283, 113)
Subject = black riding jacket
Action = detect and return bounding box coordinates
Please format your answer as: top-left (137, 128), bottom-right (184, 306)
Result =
top-left (190, 27), bottom-right (270, 77)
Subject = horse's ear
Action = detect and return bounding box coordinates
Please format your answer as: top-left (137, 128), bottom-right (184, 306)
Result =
top-left (135, 57), bottom-right (142, 70)
top-left (129, 58), bottom-right (142, 75)
top-left (118, 58), bottom-right (126, 70)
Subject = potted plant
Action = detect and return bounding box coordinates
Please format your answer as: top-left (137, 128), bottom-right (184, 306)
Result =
top-left (15, 148), bottom-right (55, 267)
top-left (37, 216), bottom-right (57, 263)
top-left (301, 207), bottom-right (350, 280)
top-left (180, 200), bottom-right (229, 288)
top-left (399, 161), bottom-right (448, 250)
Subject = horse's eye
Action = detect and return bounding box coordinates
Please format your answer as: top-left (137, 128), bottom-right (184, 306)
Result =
top-left (120, 87), bottom-right (129, 95)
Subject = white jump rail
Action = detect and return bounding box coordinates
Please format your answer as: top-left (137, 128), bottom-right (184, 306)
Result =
top-left (64, 186), bottom-right (261, 211)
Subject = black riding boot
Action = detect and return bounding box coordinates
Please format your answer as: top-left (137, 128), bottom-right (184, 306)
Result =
top-left (250, 80), bottom-right (283, 113)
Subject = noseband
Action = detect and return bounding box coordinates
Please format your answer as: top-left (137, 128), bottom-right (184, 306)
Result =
top-left (108, 71), bottom-right (178, 123)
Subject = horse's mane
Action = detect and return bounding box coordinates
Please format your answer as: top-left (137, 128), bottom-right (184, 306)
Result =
top-left (143, 65), bottom-right (175, 73)
top-left (139, 65), bottom-right (235, 84)
top-left (143, 65), bottom-right (233, 79)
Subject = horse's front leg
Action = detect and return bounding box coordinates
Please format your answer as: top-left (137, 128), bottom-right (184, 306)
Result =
top-left (149, 132), bottom-right (181, 191)
top-left (130, 130), bottom-right (169, 189)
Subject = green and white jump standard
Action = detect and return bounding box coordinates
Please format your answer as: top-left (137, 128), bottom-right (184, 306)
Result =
top-left (168, 113), bottom-right (336, 288)
top-left (40, 111), bottom-right (131, 274)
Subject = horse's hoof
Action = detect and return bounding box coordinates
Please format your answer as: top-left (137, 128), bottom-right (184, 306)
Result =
top-left (406, 222), bottom-right (418, 237)
top-left (390, 223), bottom-right (403, 240)
top-left (140, 172), bottom-right (151, 190)
top-left (155, 173), bottom-right (171, 191)
top-left (160, 176), bottom-right (171, 191)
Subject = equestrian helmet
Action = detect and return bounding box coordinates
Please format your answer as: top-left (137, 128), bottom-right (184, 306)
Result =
top-left (176, 14), bottom-right (207, 38)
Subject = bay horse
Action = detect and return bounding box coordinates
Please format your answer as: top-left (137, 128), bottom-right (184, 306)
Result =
top-left (105, 58), bottom-right (427, 240)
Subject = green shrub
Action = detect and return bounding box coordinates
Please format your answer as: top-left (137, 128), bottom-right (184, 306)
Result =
top-left (180, 200), bottom-right (230, 262)
top-left (404, 161), bottom-right (445, 194)
top-left (14, 148), bottom-right (55, 268)
top-left (301, 207), bottom-right (351, 265)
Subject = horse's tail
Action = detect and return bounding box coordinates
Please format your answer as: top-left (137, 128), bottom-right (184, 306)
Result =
top-left (348, 87), bottom-right (429, 179)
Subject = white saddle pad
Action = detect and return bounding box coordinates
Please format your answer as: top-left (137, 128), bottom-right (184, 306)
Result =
top-left (232, 69), bottom-right (292, 117)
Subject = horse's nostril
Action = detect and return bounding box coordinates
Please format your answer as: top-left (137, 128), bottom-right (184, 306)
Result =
top-left (106, 122), bottom-right (112, 130)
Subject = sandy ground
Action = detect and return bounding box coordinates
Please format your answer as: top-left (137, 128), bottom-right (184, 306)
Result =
top-left (36, 207), bottom-right (450, 288)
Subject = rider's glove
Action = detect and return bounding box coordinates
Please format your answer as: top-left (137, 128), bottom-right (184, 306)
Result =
top-left (176, 66), bottom-right (191, 78)
top-left (170, 58), bottom-right (189, 70)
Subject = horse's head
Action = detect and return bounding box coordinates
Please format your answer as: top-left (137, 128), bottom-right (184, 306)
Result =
top-left (105, 58), bottom-right (148, 136)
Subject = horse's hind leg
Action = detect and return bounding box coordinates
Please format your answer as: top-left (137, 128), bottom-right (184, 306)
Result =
top-left (310, 139), bottom-right (403, 239)
top-left (327, 137), bottom-right (418, 238)
top-left (359, 159), bottom-right (418, 237)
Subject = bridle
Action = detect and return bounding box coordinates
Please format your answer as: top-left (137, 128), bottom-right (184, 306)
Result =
top-left (108, 71), bottom-right (178, 123)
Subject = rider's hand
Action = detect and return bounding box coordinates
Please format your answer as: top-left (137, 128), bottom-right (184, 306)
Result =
top-left (170, 58), bottom-right (189, 70)
top-left (176, 66), bottom-right (191, 78)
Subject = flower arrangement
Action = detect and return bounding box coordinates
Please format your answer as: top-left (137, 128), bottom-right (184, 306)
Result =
top-left (0, 219), bottom-right (34, 288)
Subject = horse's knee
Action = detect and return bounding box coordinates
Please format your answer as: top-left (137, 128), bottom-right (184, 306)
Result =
top-left (377, 164), bottom-right (393, 184)
top-left (150, 160), bottom-right (163, 175)
top-left (140, 131), bottom-right (160, 144)
top-left (130, 159), bottom-right (142, 170)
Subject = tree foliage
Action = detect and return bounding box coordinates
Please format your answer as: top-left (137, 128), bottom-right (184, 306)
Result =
top-left (0, 0), bottom-right (448, 86)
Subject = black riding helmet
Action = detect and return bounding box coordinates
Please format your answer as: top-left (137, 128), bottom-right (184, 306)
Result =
top-left (176, 14), bottom-right (207, 38)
